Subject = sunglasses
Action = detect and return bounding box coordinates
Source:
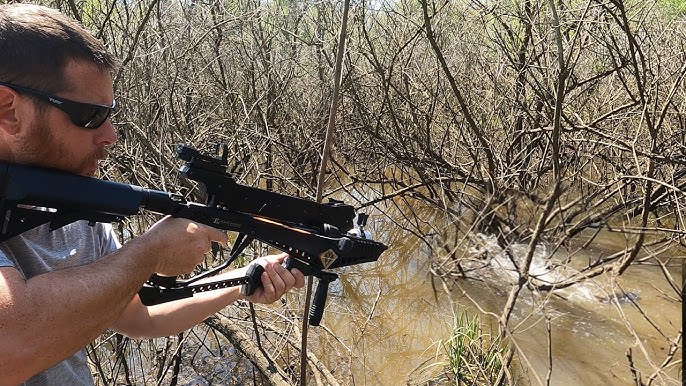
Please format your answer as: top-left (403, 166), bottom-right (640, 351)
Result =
top-left (0, 82), bottom-right (116, 129)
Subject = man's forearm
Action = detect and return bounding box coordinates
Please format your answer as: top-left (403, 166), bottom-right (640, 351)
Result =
top-left (0, 237), bottom-right (158, 384)
top-left (112, 255), bottom-right (303, 339)
top-left (113, 285), bottom-right (243, 340)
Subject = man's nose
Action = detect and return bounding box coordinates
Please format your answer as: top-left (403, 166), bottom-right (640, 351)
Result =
top-left (95, 119), bottom-right (117, 146)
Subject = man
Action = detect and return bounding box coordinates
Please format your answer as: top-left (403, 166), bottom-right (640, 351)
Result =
top-left (0, 4), bottom-right (305, 385)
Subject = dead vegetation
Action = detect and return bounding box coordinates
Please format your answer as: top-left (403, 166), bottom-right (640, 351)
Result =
top-left (29, 0), bottom-right (685, 384)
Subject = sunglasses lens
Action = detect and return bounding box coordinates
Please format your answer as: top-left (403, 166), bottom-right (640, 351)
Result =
top-left (75, 106), bottom-right (111, 129)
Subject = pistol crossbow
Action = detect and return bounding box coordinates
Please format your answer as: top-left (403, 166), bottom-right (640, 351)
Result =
top-left (0, 145), bottom-right (387, 325)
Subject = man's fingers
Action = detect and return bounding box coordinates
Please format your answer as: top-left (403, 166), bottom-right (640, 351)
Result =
top-left (292, 268), bottom-right (305, 288)
top-left (202, 225), bottom-right (228, 245)
top-left (266, 262), bottom-right (287, 294)
top-left (214, 229), bottom-right (229, 244)
top-left (261, 269), bottom-right (275, 300)
top-left (245, 255), bottom-right (306, 304)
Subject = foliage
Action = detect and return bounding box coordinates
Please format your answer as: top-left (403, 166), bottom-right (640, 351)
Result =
top-left (659, 0), bottom-right (686, 15)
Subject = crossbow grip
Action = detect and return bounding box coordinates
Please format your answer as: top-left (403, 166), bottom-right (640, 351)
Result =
top-left (309, 273), bottom-right (338, 326)
top-left (240, 262), bottom-right (265, 296)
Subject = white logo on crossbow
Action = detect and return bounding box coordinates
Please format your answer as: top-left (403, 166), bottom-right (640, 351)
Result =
top-left (318, 249), bottom-right (338, 269)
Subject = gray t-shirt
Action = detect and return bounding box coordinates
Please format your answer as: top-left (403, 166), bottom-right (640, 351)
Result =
top-left (0, 220), bottom-right (120, 385)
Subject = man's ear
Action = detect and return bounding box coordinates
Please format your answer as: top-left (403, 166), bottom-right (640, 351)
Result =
top-left (0, 86), bottom-right (21, 135)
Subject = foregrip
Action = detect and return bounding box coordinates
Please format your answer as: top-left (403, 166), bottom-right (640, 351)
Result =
top-left (309, 273), bottom-right (337, 326)
top-left (239, 258), bottom-right (335, 326)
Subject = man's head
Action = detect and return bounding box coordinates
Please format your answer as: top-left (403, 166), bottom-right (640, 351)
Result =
top-left (0, 3), bottom-right (116, 93)
top-left (0, 4), bottom-right (118, 176)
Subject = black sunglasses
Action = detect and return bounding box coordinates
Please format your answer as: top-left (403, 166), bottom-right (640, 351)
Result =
top-left (0, 82), bottom-right (115, 129)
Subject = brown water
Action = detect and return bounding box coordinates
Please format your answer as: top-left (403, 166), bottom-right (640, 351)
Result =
top-left (316, 215), bottom-right (682, 385)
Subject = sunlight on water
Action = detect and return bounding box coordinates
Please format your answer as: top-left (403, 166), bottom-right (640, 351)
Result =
top-left (319, 205), bottom-right (682, 385)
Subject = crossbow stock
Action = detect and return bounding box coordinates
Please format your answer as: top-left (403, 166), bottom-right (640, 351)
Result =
top-left (0, 145), bottom-right (387, 325)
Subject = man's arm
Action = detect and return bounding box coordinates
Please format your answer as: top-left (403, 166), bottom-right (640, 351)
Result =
top-left (112, 253), bottom-right (305, 339)
top-left (0, 217), bottom-right (228, 385)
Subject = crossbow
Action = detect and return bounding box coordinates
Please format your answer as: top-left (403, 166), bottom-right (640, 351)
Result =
top-left (0, 145), bottom-right (387, 325)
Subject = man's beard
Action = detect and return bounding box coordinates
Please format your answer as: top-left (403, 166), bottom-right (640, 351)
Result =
top-left (71, 145), bottom-right (110, 177)
top-left (20, 121), bottom-right (109, 176)
top-left (88, 146), bottom-right (109, 176)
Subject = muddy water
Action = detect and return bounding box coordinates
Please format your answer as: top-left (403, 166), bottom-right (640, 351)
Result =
top-left (317, 212), bottom-right (682, 385)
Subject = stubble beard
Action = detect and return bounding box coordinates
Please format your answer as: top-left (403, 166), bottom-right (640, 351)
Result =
top-left (20, 120), bottom-right (109, 177)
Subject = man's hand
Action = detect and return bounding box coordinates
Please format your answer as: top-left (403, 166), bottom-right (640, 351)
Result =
top-left (138, 216), bottom-right (229, 276)
top-left (242, 253), bottom-right (305, 304)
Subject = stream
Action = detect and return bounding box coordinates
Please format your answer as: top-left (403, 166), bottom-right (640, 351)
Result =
top-left (317, 207), bottom-right (682, 385)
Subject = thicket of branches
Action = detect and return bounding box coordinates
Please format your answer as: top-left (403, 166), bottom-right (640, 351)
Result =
top-left (32, 0), bottom-right (685, 384)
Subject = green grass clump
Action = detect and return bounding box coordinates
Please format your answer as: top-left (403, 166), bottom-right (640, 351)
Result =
top-left (443, 312), bottom-right (509, 385)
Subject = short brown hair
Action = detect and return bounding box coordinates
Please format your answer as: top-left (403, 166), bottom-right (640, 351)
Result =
top-left (0, 3), bottom-right (116, 93)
